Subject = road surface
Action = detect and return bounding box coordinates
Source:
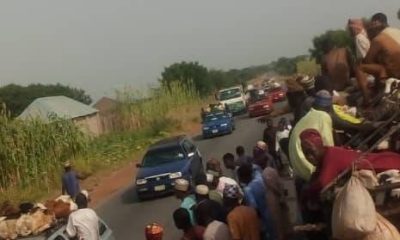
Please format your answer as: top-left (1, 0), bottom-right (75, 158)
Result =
top-left (97, 101), bottom-right (289, 240)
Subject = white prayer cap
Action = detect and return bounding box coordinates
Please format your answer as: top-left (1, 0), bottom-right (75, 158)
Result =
top-left (174, 179), bottom-right (189, 192)
top-left (257, 141), bottom-right (267, 150)
top-left (195, 185), bottom-right (209, 195)
top-left (206, 173), bottom-right (214, 183)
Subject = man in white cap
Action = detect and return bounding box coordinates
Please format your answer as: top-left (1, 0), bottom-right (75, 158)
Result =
top-left (195, 184), bottom-right (210, 204)
top-left (62, 161), bottom-right (81, 199)
top-left (195, 184), bottom-right (226, 223)
top-left (174, 178), bottom-right (196, 225)
top-left (206, 173), bottom-right (223, 205)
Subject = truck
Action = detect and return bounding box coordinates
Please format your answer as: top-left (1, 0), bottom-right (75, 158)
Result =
top-left (215, 86), bottom-right (247, 115)
top-left (16, 218), bottom-right (114, 240)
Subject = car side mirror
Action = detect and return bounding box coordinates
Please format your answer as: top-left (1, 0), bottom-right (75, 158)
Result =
top-left (136, 163), bottom-right (142, 168)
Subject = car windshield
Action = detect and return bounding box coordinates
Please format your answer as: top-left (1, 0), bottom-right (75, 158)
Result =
top-left (142, 146), bottom-right (185, 167)
top-left (218, 88), bottom-right (241, 101)
top-left (249, 90), bottom-right (266, 103)
top-left (204, 112), bottom-right (227, 122)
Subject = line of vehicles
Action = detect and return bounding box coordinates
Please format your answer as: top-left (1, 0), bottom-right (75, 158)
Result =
top-left (201, 82), bottom-right (286, 138)
top-left (135, 82), bottom-right (286, 200)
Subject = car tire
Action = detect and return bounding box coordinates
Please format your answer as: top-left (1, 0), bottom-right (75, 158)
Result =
top-left (136, 193), bottom-right (146, 202)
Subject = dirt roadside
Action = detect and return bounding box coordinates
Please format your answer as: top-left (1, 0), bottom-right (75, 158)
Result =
top-left (83, 121), bottom-right (201, 207)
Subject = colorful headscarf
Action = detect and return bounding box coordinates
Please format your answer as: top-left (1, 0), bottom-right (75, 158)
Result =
top-left (223, 184), bottom-right (241, 199)
top-left (299, 129), bottom-right (324, 149)
top-left (145, 223), bottom-right (164, 240)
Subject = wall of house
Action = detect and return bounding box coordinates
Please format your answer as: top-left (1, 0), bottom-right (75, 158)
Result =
top-left (73, 113), bottom-right (102, 137)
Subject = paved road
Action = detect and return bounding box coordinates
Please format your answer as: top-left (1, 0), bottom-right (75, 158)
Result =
top-left (97, 101), bottom-right (289, 240)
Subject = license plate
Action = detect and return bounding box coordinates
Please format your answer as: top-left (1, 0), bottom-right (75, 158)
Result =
top-left (154, 185), bottom-right (165, 191)
top-left (212, 129), bottom-right (218, 133)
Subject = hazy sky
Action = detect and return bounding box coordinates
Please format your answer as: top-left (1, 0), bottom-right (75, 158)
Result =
top-left (0, 1), bottom-right (399, 100)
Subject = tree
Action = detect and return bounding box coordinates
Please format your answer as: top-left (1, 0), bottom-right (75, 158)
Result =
top-left (207, 69), bottom-right (231, 89)
top-left (160, 61), bottom-right (211, 96)
top-left (309, 30), bottom-right (353, 63)
top-left (0, 83), bottom-right (92, 117)
top-left (296, 58), bottom-right (320, 76)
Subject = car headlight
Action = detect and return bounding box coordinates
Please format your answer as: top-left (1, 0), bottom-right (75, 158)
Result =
top-left (136, 179), bottom-right (147, 185)
top-left (263, 105), bottom-right (270, 109)
top-left (203, 127), bottom-right (210, 130)
top-left (169, 172), bottom-right (182, 179)
top-left (220, 123), bottom-right (228, 127)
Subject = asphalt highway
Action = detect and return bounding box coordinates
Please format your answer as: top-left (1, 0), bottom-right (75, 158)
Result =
top-left (97, 101), bottom-right (288, 240)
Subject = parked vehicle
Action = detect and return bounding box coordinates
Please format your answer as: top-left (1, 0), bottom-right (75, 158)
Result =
top-left (23, 218), bottom-right (114, 240)
top-left (268, 86), bottom-right (286, 102)
top-left (135, 136), bottom-right (204, 200)
top-left (202, 111), bottom-right (235, 139)
top-left (248, 89), bottom-right (273, 118)
top-left (216, 86), bottom-right (247, 115)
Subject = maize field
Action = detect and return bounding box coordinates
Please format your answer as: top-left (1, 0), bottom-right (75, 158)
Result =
top-left (0, 82), bottom-right (201, 202)
top-left (0, 104), bottom-right (88, 192)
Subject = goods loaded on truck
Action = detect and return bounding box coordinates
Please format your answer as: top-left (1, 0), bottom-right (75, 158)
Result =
top-left (215, 86), bottom-right (247, 115)
top-left (0, 194), bottom-right (115, 240)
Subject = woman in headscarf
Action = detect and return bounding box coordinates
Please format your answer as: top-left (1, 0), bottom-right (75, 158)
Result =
top-left (300, 128), bottom-right (400, 199)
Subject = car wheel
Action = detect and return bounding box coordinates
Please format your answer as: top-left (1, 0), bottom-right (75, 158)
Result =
top-left (136, 193), bottom-right (146, 202)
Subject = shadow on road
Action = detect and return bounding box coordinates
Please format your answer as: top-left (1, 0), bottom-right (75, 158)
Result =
top-left (120, 185), bottom-right (175, 205)
top-left (192, 134), bottom-right (205, 142)
top-left (120, 185), bottom-right (138, 204)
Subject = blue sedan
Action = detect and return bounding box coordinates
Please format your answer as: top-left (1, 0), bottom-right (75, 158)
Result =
top-left (202, 111), bottom-right (235, 139)
top-left (135, 136), bottom-right (204, 200)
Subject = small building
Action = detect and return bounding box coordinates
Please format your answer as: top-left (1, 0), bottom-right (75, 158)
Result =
top-left (93, 97), bottom-right (120, 133)
top-left (93, 97), bottom-right (118, 114)
top-left (18, 96), bottom-right (102, 136)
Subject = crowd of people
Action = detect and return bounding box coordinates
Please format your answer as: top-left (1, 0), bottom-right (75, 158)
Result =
top-left (170, 140), bottom-right (287, 240)
top-left (143, 11), bottom-right (400, 240)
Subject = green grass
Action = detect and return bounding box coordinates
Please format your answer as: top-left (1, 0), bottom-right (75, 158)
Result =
top-left (0, 82), bottom-right (201, 203)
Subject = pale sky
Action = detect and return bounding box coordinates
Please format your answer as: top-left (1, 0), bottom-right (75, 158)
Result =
top-left (0, 1), bottom-right (398, 100)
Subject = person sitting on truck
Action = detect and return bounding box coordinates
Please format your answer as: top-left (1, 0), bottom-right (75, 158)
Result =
top-left (299, 128), bottom-right (400, 200)
top-left (66, 192), bottom-right (100, 240)
top-left (355, 13), bottom-right (400, 105)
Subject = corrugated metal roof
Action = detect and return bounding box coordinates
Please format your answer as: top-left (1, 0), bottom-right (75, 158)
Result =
top-left (18, 96), bottom-right (98, 122)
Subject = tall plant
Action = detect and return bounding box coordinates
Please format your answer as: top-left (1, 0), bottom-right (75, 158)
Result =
top-left (0, 105), bottom-right (88, 191)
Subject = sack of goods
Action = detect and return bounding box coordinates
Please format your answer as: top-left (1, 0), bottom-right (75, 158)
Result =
top-left (358, 213), bottom-right (400, 240)
top-left (332, 175), bottom-right (377, 239)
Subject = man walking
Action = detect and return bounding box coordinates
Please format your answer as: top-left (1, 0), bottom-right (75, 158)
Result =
top-left (62, 161), bottom-right (81, 199)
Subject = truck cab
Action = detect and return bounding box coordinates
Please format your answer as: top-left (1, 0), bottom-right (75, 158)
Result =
top-left (216, 86), bottom-right (247, 115)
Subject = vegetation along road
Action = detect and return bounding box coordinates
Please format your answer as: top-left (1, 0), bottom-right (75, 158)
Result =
top-left (96, 101), bottom-right (289, 240)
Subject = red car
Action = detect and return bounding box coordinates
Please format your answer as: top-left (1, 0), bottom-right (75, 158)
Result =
top-left (248, 90), bottom-right (273, 118)
top-left (269, 87), bottom-right (286, 102)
